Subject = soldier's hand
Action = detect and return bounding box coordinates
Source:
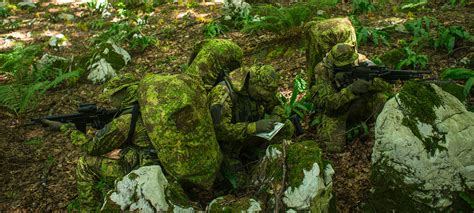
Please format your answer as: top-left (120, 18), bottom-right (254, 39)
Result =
top-left (256, 119), bottom-right (276, 133)
top-left (348, 79), bottom-right (371, 95)
top-left (40, 119), bottom-right (64, 131)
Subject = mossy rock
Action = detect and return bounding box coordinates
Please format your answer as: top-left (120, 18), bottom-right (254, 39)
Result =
top-left (378, 48), bottom-right (406, 69)
top-left (207, 195), bottom-right (262, 212)
top-left (372, 83), bottom-right (474, 211)
top-left (251, 141), bottom-right (335, 211)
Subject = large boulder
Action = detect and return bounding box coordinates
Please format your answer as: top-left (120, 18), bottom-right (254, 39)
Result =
top-left (102, 165), bottom-right (197, 212)
top-left (371, 82), bottom-right (474, 211)
top-left (250, 141), bottom-right (335, 212)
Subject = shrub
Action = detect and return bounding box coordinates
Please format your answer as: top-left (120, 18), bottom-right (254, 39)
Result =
top-left (396, 47), bottom-right (428, 69)
top-left (434, 26), bottom-right (473, 53)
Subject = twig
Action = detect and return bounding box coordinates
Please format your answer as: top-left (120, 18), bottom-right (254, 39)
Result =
top-left (274, 140), bottom-right (288, 212)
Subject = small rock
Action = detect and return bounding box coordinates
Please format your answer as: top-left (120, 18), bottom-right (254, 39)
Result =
top-left (58, 13), bottom-right (75, 21)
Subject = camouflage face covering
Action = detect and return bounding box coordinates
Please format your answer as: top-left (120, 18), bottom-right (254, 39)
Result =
top-left (327, 43), bottom-right (358, 67)
top-left (99, 73), bottom-right (139, 108)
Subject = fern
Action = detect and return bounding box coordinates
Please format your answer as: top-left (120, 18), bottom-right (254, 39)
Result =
top-left (396, 47), bottom-right (428, 69)
top-left (0, 44), bottom-right (42, 75)
top-left (441, 68), bottom-right (474, 97)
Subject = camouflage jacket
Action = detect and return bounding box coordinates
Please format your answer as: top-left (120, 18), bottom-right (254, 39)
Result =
top-left (60, 110), bottom-right (152, 156)
top-left (208, 82), bottom-right (269, 142)
top-left (310, 55), bottom-right (390, 115)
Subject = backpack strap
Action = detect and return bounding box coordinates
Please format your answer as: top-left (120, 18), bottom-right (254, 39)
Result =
top-left (125, 104), bottom-right (140, 144)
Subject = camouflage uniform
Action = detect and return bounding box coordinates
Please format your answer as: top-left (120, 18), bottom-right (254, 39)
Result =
top-left (310, 44), bottom-right (391, 152)
top-left (208, 65), bottom-right (294, 188)
top-left (60, 74), bottom-right (158, 210)
top-left (305, 17), bottom-right (357, 88)
top-left (185, 39), bottom-right (243, 91)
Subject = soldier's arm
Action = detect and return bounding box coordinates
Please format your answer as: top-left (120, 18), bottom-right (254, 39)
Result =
top-left (209, 85), bottom-right (257, 142)
top-left (61, 114), bottom-right (132, 155)
top-left (311, 64), bottom-right (358, 113)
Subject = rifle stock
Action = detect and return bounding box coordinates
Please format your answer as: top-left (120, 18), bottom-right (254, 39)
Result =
top-left (30, 103), bottom-right (122, 133)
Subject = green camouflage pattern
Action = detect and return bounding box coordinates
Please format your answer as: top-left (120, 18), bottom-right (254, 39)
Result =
top-left (305, 17), bottom-right (357, 88)
top-left (99, 73), bottom-right (139, 107)
top-left (138, 73), bottom-right (222, 190)
top-left (75, 147), bottom-right (158, 211)
top-left (61, 113), bottom-right (156, 210)
top-left (185, 39), bottom-right (243, 91)
top-left (309, 58), bottom-right (390, 152)
top-left (327, 43), bottom-right (359, 67)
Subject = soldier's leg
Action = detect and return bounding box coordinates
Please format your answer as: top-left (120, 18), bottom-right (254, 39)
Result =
top-left (347, 92), bottom-right (389, 124)
top-left (75, 155), bottom-right (124, 211)
top-left (319, 113), bottom-right (349, 152)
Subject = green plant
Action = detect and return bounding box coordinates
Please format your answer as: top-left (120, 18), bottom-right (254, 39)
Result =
top-left (396, 47), bottom-right (428, 69)
top-left (0, 44), bottom-right (42, 75)
top-left (85, 0), bottom-right (108, 14)
top-left (449, 0), bottom-right (465, 6)
top-left (278, 75), bottom-right (312, 118)
top-left (351, 0), bottom-right (375, 14)
top-left (130, 33), bottom-right (156, 51)
top-left (459, 192), bottom-right (474, 209)
top-left (404, 16), bottom-right (436, 48)
top-left (89, 19), bottom-right (106, 30)
top-left (0, 5), bottom-right (11, 17)
top-left (434, 26), bottom-right (473, 53)
top-left (0, 45), bottom-right (80, 113)
top-left (203, 21), bottom-right (228, 38)
top-left (346, 122), bottom-right (369, 142)
top-left (241, 0), bottom-right (335, 34)
top-left (67, 198), bottom-right (81, 212)
top-left (400, 0), bottom-right (428, 10)
top-left (441, 68), bottom-right (474, 97)
top-left (356, 26), bottom-right (390, 46)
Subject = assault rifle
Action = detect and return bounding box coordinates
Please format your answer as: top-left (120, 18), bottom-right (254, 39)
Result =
top-left (30, 103), bottom-right (122, 133)
top-left (333, 65), bottom-right (431, 82)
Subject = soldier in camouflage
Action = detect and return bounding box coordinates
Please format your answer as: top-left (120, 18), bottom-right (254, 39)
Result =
top-left (42, 74), bottom-right (158, 211)
top-left (305, 17), bottom-right (357, 89)
top-left (208, 65), bottom-right (294, 189)
top-left (309, 43), bottom-right (391, 152)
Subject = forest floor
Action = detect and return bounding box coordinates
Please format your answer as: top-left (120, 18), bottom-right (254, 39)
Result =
top-left (0, 0), bottom-right (473, 211)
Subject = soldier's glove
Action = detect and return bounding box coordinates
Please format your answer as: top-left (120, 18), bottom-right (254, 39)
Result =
top-left (40, 119), bottom-right (64, 131)
top-left (347, 79), bottom-right (371, 95)
top-left (256, 119), bottom-right (276, 133)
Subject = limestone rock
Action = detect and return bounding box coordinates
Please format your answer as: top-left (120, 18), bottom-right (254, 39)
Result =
top-left (208, 195), bottom-right (262, 212)
top-left (251, 141), bottom-right (335, 212)
top-left (102, 165), bottom-right (196, 212)
top-left (87, 42), bottom-right (130, 84)
top-left (371, 82), bottom-right (474, 211)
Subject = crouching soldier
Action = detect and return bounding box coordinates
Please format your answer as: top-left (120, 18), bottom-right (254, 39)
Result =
top-left (309, 43), bottom-right (392, 152)
top-left (208, 65), bottom-right (294, 190)
top-left (41, 74), bottom-right (158, 211)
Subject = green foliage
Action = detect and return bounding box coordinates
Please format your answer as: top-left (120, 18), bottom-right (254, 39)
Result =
top-left (92, 21), bottom-right (156, 51)
top-left (449, 0), bottom-right (465, 6)
top-left (441, 68), bottom-right (474, 97)
top-left (0, 44), bottom-right (42, 75)
top-left (0, 44), bottom-right (80, 113)
top-left (346, 122), bottom-right (369, 142)
top-left (24, 137), bottom-right (44, 145)
top-left (400, 0), bottom-right (428, 10)
top-left (84, 0), bottom-right (108, 14)
top-left (459, 192), bottom-right (474, 209)
top-left (404, 16), bottom-right (435, 48)
top-left (278, 75), bottom-right (312, 119)
top-left (351, 16), bottom-right (389, 47)
top-left (89, 19), bottom-right (106, 30)
top-left (396, 47), bottom-right (428, 69)
top-left (241, 0), bottom-right (335, 34)
top-left (67, 198), bottom-right (81, 212)
top-left (434, 26), bottom-right (473, 53)
top-left (0, 5), bottom-right (11, 17)
top-left (357, 26), bottom-right (389, 46)
top-left (203, 21), bottom-right (228, 38)
top-left (351, 0), bottom-right (375, 14)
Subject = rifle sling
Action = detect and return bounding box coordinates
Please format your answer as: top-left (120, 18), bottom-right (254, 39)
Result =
top-left (126, 104), bottom-right (140, 145)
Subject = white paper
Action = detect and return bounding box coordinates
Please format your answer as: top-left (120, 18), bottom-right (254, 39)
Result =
top-left (255, 122), bottom-right (285, 141)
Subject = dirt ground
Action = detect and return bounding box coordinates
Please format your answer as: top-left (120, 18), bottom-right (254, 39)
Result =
top-left (0, 0), bottom-right (473, 211)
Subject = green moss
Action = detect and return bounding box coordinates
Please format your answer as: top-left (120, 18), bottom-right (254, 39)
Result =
top-left (286, 141), bottom-right (323, 187)
top-left (436, 81), bottom-right (466, 103)
top-left (378, 48), bottom-right (407, 69)
top-left (266, 47), bottom-right (285, 61)
top-left (399, 81), bottom-right (443, 124)
top-left (367, 159), bottom-right (432, 212)
top-left (399, 82), bottom-right (447, 156)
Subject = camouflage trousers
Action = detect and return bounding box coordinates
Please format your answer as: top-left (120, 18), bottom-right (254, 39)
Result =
top-left (318, 92), bottom-right (388, 152)
top-left (75, 147), bottom-right (159, 211)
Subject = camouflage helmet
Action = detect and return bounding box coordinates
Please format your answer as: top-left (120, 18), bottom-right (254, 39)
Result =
top-left (327, 43), bottom-right (358, 67)
top-left (100, 73), bottom-right (139, 107)
top-left (228, 65), bottom-right (278, 93)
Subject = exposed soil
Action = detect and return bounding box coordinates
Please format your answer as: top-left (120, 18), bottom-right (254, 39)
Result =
top-left (0, 0), bottom-right (472, 211)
